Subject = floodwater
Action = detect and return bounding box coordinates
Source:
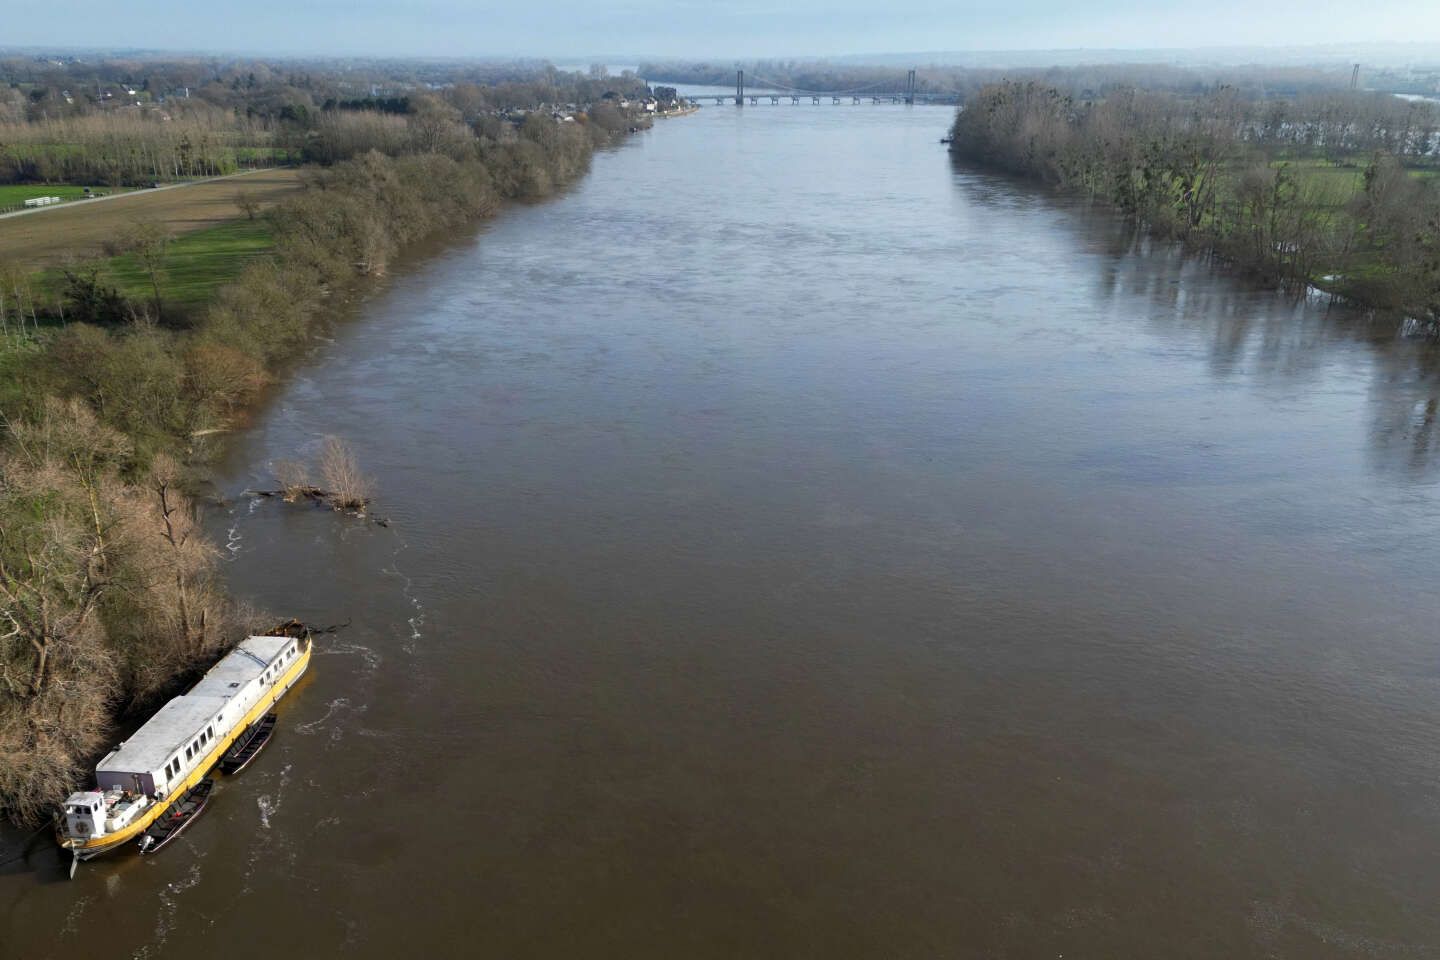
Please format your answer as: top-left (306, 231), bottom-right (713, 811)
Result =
top-left (6, 102), bottom-right (1440, 959)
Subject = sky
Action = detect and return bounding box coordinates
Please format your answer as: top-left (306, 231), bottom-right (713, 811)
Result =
top-left (7, 0), bottom-right (1440, 61)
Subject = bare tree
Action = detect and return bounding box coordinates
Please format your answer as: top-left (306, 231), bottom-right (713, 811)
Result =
top-left (0, 517), bottom-right (110, 698)
top-left (318, 436), bottom-right (372, 512)
top-left (146, 455), bottom-right (213, 658)
top-left (273, 458), bottom-right (315, 501)
top-left (124, 220), bottom-right (171, 321)
top-left (234, 189), bottom-right (261, 221)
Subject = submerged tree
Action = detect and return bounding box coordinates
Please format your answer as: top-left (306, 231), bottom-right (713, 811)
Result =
top-left (318, 436), bottom-right (372, 512)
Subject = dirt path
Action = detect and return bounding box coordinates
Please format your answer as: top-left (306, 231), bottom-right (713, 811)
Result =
top-left (0, 168), bottom-right (306, 267)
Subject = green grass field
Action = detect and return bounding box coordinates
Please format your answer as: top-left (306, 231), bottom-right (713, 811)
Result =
top-left (1284, 160), bottom-right (1366, 207)
top-left (1, 218), bottom-right (277, 408)
top-left (29, 217), bottom-right (277, 316)
top-left (0, 184), bottom-right (135, 208)
top-left (102, 217), bottom-right (277, 311)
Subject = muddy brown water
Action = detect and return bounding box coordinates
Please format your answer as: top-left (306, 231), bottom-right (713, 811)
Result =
top-left (5, 104), bottom-right (1440, 959)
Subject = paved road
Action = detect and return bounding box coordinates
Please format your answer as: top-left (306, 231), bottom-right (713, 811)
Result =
top-left (0, 167), bottom-right (305, 267)
top-left (0, 167), bottom-right (291, 222)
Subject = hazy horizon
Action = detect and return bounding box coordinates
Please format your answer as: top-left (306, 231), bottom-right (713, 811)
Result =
top-left (7, 1), bottom-right (1440, 63)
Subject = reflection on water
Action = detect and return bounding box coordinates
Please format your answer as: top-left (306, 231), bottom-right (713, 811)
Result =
top-left (1052, 192), bottom-right (1440, 480)
top-left (5, 103), bottom-right (1440, 960)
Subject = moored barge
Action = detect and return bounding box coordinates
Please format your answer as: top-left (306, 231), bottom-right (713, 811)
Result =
top-left (56, 634), bottom-right (311, 871)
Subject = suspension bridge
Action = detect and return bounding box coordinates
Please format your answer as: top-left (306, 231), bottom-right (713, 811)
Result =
top-left (686, 70), bottom-right (963, 106)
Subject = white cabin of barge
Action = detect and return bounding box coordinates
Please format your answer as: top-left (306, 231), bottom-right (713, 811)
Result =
top-left (93, 636), bottom-right (302, 798)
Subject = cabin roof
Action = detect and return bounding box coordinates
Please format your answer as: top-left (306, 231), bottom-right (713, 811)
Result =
top-left (97, 696), bottom-right (229, 774)
top-left (96, 636), bottom-right (294, 775)
top-left (187, 636), bottom-right (290, 698)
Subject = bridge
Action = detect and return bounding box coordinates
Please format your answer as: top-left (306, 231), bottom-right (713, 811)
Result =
top-left (687, 70), bottom-right (962, 107)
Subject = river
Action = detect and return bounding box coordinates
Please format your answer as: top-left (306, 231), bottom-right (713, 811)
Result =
top-left (5, 102), bottom-right (1440, 959)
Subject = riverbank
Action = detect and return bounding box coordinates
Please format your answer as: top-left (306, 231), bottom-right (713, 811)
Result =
top-left (0, 111), bottom-right (640, 825)
top-left (949, 81), bottom-right (1440, 327)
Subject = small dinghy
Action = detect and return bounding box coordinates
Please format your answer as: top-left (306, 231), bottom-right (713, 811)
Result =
top-left (138, 779), bottom-right (214, 855)
top-left (219, 713), bottom-right (277, 775)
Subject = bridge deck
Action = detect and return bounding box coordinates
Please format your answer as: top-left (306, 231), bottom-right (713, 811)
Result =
top-left (690, 94), bottom-right (957, 106)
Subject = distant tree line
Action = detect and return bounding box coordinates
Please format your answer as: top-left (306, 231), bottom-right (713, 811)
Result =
top-left (0, 57), bottom-right (653, 185)
top-left (949, 82), bottom-right (1440, 323)
top-left (0, 108), bottom-right (280, 184)
top-left (638, 59), bottom-right (1363, 100)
